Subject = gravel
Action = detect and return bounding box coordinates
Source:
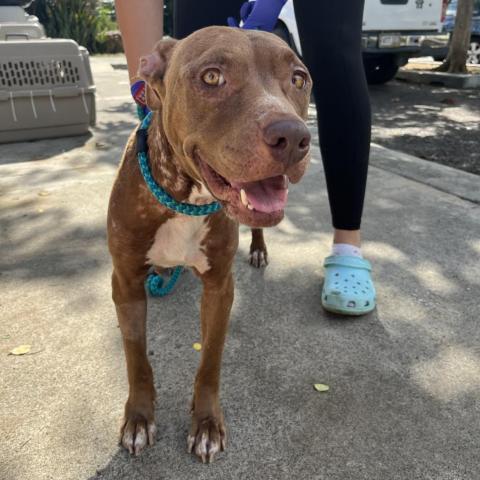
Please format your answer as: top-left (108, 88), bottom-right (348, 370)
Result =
top-left (369, 78), bottom-right (480, 175)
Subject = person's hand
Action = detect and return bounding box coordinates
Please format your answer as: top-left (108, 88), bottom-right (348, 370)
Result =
top-left (227, 0), bottom-right (287, 32)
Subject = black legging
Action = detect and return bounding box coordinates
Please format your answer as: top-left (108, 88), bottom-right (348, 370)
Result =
top-left (173, 0), bottom-right (370, 230)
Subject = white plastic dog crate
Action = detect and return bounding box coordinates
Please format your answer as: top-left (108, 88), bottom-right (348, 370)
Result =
top-left (0, 6), bottom-right (45, 40)
top-left (0, 39), bottom-right (96, 143)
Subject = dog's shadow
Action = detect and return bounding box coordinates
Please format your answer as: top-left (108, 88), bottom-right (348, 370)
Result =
top-left (90, 249), bottom-right (392, 479)
top-left (90, 158), bottom-right (480, 479)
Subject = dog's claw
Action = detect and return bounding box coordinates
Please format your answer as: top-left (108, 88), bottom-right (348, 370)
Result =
top-left (121, 428), bottom-right (134, 454)
top-left (249, 249), bottom-right (268, 268)
top-left (187, 435), bottom-right (195, 453)
top-left (121, 420), bottom-right (155, 456)
top-left (133, 425), bottom-right (147, 456)
top-left (208, 440), bottom-right (220, 462)
top-left (147, 423), bottom-right (157, 445)
top-left (120, 411), bottom-right (156, 456)
top-left (189, 416), bottom-right (226, 464)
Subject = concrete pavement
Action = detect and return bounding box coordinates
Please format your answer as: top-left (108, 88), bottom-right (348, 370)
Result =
top-left (1, 55), bottom-right (479, 480)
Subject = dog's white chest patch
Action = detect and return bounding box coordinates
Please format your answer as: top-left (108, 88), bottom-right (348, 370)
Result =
top-left (147, 216), bottom-right (210, 273)
top-left (146, 187), bottom-right (212, 274)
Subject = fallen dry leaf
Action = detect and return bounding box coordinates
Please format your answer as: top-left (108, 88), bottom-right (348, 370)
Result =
top-left (38, 191), bottom-right (50, 197)
top-left (193, 343), bottom-right (202, 351)
top-left (313, 383), bottom-right (329, 392)
top-left (9, 345), bottom-right (31, 356)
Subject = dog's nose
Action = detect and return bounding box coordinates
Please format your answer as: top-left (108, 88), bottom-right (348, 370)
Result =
top-left (263, 119), bottom-right (311, 165)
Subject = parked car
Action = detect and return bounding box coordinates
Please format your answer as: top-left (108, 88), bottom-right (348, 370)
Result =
top-left (441, 0), bottom-right (480, 64)
top-left (271, 0), bottom-right (449, 84)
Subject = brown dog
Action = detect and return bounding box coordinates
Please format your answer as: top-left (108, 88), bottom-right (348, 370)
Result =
top-left (107, 26), bottom-right (312, 463)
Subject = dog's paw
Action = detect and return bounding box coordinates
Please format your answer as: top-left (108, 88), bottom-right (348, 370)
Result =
top-left (187, 415), bottom-right (226, 464)
top-left (120, 398), bottom-right (156, 456)
top-left (121, 418), bottom-right (156, 456)
top-left (249, 249), bottom-right (268, 268)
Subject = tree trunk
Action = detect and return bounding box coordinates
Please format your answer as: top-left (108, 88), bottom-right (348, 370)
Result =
top-left (436, 0), bottom-right (474, 73)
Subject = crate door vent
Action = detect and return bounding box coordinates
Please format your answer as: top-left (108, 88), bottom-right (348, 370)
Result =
top-left (0, 59), bottom-right (81, 88)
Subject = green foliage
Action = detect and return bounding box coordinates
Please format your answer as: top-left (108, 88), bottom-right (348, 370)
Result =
top-left (28, 0), bottom-right (173, 52)
top-left (27, 0), bottom-right (118, 53)
top-left (95, 5), bottom-right (118, 43)
top-left (51, 0), bottom-right (99, 51)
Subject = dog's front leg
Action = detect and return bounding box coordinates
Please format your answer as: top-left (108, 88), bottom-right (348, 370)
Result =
top-left (188, 271), bottom-right (234, 463)
top-left (112, 261), bottom-right (156, 456)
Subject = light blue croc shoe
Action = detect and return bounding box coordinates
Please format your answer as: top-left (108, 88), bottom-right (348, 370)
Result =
top-left (322, 255), bottom-right (376, 316)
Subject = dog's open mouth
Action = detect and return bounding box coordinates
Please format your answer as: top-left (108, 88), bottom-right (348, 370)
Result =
top-left (196, 155), bottom-right (288, 227)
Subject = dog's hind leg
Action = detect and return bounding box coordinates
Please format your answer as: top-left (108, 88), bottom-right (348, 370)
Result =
top-left (112, 258), bottom-right (156, 456)
top-left (188, 271), bottom-right (234, 463)
top-left (249, 228), bottom-right (268, 268)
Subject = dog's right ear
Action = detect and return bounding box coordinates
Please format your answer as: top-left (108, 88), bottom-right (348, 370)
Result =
top-left (138, 38), bottom-right (178, 111)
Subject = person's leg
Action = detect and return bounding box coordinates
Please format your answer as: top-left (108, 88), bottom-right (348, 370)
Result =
top-left (173, 0), bottom-right (244, 39)
top-left (115, 0), bottom-right (164, 82)
top-left (293, 0), bottom-right (370, 246)
top-left (293, 0), bottom-right (375, 314)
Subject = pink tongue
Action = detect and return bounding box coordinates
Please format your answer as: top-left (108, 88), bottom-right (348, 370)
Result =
top-left (234, 175), bottom-right (288, 213)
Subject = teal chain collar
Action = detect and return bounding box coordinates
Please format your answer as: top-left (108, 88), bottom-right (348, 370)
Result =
top-left (136, 112), bottom-right (222, 216)
top-left (136, 112), bottom-right (221, 297)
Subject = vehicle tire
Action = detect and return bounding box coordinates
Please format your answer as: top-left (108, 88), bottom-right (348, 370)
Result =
top-left (467, 36), bottom-right (480, 65)
top-left (363, 55), bottom-right (399, 85)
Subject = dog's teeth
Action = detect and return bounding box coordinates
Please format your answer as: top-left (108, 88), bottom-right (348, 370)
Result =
top-left (239, 189), bottom-right (255, 211)
top-left (240, 189), bottom-right (248, 207)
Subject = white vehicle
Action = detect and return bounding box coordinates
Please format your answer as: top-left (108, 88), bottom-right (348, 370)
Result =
top-left (274, 0), bottom-right (449, 84)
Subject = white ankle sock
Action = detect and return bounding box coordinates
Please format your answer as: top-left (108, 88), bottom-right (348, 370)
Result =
top-left (331, 243), bottom-right (363, 258)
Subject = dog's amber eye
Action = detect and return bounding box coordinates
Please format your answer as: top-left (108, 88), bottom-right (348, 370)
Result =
top-left (292, 72), bottom-right (307, 89)
top-left (202, 69), bottom-right (225, 86)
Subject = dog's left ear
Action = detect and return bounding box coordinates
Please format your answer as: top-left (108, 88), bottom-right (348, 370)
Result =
top-left (139, 38), bottom-right (178, 111)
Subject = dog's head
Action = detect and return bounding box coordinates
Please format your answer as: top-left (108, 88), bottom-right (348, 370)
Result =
top-left (140, 26), bottom-right (312, 228)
